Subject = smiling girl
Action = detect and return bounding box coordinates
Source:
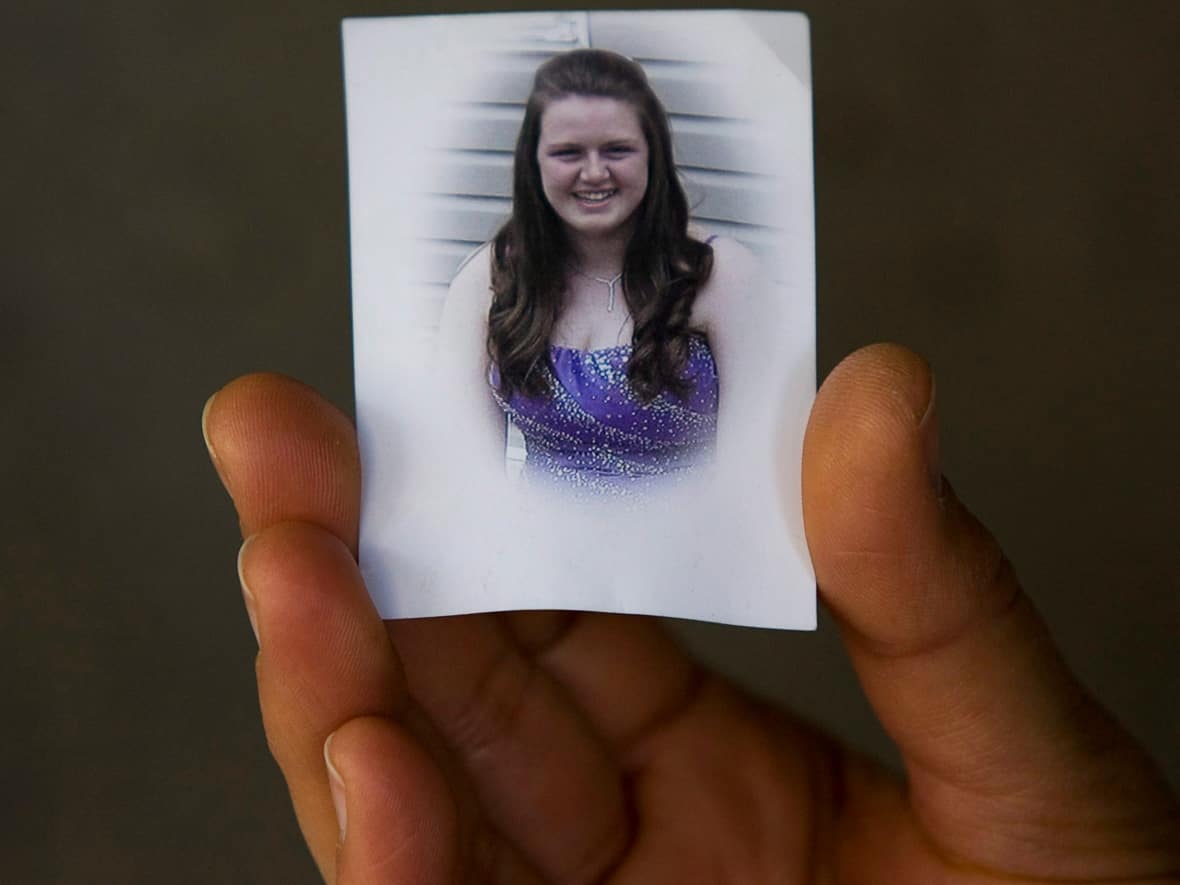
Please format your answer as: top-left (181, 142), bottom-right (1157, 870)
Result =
top-left (440, 49), bottom-right (767, 495)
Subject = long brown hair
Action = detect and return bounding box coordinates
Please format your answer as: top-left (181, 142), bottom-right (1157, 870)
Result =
top-left (488, 49), bottom-right (714, 403)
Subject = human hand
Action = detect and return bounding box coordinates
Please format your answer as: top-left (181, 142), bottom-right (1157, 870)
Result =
top-left (202, 344), bottom-right (1179, 884)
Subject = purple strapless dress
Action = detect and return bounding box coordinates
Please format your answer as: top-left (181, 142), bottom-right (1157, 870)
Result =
top-left (490, 336), bottom-right (719, 494)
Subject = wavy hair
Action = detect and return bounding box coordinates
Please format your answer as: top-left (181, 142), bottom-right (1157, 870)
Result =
top-left (488, 48), bottom-right (714, 403)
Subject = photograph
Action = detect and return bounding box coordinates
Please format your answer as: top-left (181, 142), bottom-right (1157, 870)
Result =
top-left (343, 10), bottom-right (817, 628)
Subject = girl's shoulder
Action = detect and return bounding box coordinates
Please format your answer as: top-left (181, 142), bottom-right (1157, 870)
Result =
top-left (699, 235), bottom-right (760, 293)
top-left (701, 233), bottom-right (753, 262)
top-left (691, 235), bottom-right (762, 333)
top-left (450, 242), bottom-right (494, 289)
top-left (442, 242), bottom-right (495, 332)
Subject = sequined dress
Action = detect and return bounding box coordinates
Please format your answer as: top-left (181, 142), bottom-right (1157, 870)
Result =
top-left (489, 336), bottom-right (719, 495)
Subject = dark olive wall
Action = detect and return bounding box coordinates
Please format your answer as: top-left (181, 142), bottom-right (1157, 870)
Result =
top-left (4, 2), bottom-right (1177, 882)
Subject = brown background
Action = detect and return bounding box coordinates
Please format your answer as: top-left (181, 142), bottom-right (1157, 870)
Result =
top-left (3, 2), bottom-right (1177, 882)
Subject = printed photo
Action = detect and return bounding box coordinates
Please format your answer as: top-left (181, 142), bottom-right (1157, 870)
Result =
top-left (343, 10), bottom-right (816, 628)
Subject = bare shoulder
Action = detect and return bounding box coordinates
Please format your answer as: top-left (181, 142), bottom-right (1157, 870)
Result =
top-left (706, 236), bottom-right (760, 285)
top-left (449, 242), bottom-right (494, 300)
top-left (443, 242), bottom-right (495, 329)
top-left (694, 236), bottom-right (762, 332)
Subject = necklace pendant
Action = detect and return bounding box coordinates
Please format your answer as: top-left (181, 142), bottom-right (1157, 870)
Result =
top-left (572, 265), bottom-right (624, 313)
top-left (605, 276), bottom-right (621, 312)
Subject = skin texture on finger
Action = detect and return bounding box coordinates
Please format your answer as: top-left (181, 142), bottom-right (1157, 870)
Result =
top-left (609, 681), bottom-right (822, 885)
top-left (804, 344), bottom-right (1180, 879)
top-left (326, 716), bottom-right (460, 885)
top-left (387, 614), bottom-right (632, 884)
top-left (205, 376), bottom-right (458, 879)
top-left (240, 525), bottom-right (544, 885)
top-left (500, 611), bottom-right (703, 755)
top-left (327, 716), bottom-right (551, 885)
top-left (241, 523), bottom-right (407, 880)
top-left (504, 616), bottom-right (838, 884)
top-left (204, 373), bottom-right (360, 551)
top-left (499, 610), bottom-right (580, 653)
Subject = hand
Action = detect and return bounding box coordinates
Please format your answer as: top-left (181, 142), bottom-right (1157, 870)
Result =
top-left (202, 344), bottom-right (1179, 884)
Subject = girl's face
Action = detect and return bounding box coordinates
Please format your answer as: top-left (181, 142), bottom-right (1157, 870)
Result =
top-left (536, 95), bottom-right (649, 244)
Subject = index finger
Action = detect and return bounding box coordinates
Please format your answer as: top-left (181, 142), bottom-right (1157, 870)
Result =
top-left (203, 373), bottom-right (397, 880)
top-left (203, 372), bottom-right (361, 552)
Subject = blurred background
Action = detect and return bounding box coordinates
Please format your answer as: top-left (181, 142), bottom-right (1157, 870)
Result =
top-left (3, 1), bottom-right (1177, 881)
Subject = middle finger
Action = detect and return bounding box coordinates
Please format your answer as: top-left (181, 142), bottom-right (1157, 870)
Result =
top-left (388, 613), bottom-right (633, 884)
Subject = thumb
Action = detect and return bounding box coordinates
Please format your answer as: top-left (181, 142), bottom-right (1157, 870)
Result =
top-left (802, 343), bottom-right (1179, 877)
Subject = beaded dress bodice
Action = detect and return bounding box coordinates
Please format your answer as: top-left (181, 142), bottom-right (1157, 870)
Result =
top-left (490, 336), bottom-right (719, 495)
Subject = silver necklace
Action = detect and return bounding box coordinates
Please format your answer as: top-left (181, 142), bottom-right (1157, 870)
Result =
top-left (572, 266), bottom-right (624, 312)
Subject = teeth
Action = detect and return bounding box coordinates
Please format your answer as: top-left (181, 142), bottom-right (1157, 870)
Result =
top-left (576, 190), bottom-right (615, 202)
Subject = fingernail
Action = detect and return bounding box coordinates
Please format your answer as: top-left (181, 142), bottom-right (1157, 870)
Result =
top-left (918, 374), bottom-right (943, 498)
top-left (202, 392), bottom-right (230, 492)
top-left (324, 732), bottom-right (348, 842)
top-left (237, 536), bottom-right (260, 645)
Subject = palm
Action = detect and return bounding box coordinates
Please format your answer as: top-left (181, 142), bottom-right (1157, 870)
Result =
top-left (206, 349), bottom-right (1179, 884)
top-left (383, 611), bottom-right (820, 883)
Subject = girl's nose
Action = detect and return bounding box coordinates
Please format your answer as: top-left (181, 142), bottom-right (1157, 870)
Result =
top-left (581, 153), bottom-right (609, 182)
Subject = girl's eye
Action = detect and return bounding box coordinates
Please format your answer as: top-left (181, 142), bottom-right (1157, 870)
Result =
top-left (605, 147), bottom-right (632, 156)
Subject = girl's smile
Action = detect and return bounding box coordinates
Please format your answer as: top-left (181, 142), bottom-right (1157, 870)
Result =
top-left (537, 95), bottom-right (649, 240)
